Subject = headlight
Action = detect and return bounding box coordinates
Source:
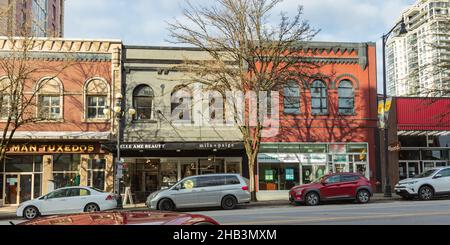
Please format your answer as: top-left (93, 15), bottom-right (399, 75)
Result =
top-left (295, 189), bottom-right (304, 195)
top-left (403, 181), bottom-right (418, 185)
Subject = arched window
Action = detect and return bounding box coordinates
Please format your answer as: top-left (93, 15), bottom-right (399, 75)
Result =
top-left (338, 80), bottom-right (355, 115)
top-left (171, 85), bottom-right (192, 122)
top-left (208, 91), bottom-right (225, 123)
top-left (284, 81), bottom-right (300, 115)
top-left (311, 80), bottom-right (328, 115)
top-left (0, 78), bottom-right (12, 120)
top-left (85, 78), bottom-right (109, 119)
top-left (133, 85), bottom-right (154, 120)
top-left (37, 78), bottom-right (63, 120)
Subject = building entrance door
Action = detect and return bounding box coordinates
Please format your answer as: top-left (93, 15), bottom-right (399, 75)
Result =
top-left (4, 174), bottom-right (32, 205)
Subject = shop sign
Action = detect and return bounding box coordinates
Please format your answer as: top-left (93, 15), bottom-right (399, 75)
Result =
top-left (6, 144), bottom-right (97, 154)
top-left (333, 155), bottom-right (348, 163)
top-left (300, 154), bottom-right (327, 164)
top-left (120, 144), bottom-right (165, 150)
top-left (257, 154), bottom-right (299, 163)
top-left (120, 142), bottom-right (244, 151)
top-left (388, 142), bottom-right (401, 152)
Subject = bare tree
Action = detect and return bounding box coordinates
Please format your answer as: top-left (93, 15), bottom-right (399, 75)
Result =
top-left (0, 35), bottom-right (73, 167)
top-left (168, 0), bottom-right (320, 201)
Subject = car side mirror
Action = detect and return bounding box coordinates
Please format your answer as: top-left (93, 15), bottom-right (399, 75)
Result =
top-left (44, 196), bottom-right (49, 200)
top-left (321, 180), bottom-right (328, 185)
top-left (434, 174), bottom-right (443, 179)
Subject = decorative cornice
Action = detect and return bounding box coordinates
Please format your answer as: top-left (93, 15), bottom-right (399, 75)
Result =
top-left (0, 38), bottom-right (122, 54)
top-left (0, 51), bottom-right (112, 62)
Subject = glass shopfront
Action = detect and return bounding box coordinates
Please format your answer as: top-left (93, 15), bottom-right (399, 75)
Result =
top-left (398, 135), bottom-right (450, 180)
top-left (1, 156), bottom-right (43, 205)
top-left (123, 157), bottom-right (242, 203)
top-left (258, 143), bottom-right (370, 191)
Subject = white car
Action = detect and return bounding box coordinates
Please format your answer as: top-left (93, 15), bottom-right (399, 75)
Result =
top-left (17, 186), bottom-right (118, 220)
top-left (395, 167), bottom-right (450, 200)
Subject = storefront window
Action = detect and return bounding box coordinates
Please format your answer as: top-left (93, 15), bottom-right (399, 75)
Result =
top-left (53, 173), bottom-right (77, 189)
top-left (160, 162), bottom-right (178, 189)
top-left (347, 144), bottom-right (367, 154)
top-left (259, 163), bottom-right (299, 191)
top-left (180, 160), bottom-right (198, 179)
top-left (329, 144), bottom-right (346, 154)
top-left (422, 150), bottom-right (449, 160)
top-left (88, 159), bottom-right (106, 191)
top-left (428, 136), bottom-right (450, 147)
top-left (53, 154), bottom-right (80, 172)
top-left (5, 156), bottom-right (34, 172)
top-left (34, 174), bottom-right (41, 199)
top-left (34, 156), bottom-right (42, 172)
top-left (199, 159), bottom-right (224, 175)
top-left (399, 136), bottom-right (427, 147)
top-left (226, 161), bottom-right (240, 174)
top-left (399, 150), bottom-right (420, 160)
top-left (260, 144), bottom-right (279, 153)
top-left (300, 145), bottom-right (327, 153)
top-left (53, 154), bottom-right (80, 189)
top-left (279, 145), bottom-right (300, 153)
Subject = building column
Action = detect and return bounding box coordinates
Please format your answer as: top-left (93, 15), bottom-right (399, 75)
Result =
top-left (80, 155), bottom-right (89, 186)
top-left (42, 155), bottom-right (53, 195)
top-left (105, 154), bottom-right (114, 192)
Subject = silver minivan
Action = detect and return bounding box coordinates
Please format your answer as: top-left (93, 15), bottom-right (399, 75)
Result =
top-left (146, 174), bottom-right (251, 211)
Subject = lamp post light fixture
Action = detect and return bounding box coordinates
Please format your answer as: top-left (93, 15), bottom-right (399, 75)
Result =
top-left (105, 93), bottom-right (137, 207)
top-left (382, 19), bottom-right (408, 197)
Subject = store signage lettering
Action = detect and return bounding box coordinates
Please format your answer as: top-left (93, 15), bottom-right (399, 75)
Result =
top-left (198, 143), bottom-right (237, 149)
top-left (120, 144), bottom-right (165, 150)
top-left (7, 144), bottom-right (96, 153)
top-left (258, 154), bottom-right (327, 163)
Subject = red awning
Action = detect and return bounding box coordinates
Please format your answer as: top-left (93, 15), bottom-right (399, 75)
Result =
top-left (396, 98), bottom-right (450, 131)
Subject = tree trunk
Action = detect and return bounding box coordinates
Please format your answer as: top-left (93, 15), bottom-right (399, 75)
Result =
top-left (248, 153), bottom-right (258, 202)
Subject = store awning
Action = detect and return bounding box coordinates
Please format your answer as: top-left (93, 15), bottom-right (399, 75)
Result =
top-left (397, 98), bottom-right (450, 131)
top-left (398, 131), bottom-right (450, 136)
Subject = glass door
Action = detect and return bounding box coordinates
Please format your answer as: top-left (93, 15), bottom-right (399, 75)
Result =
top-left (301, 165), bottom-right (313, 184)
top-left (407, 162), bottom-right (420, 178)
top-left (5, 175), bottom-right (18, 205)
top-left (19, 175), bottom-right (32, 204)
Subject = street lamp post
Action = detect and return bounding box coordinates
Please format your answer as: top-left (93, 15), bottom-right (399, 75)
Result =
top-left (106, 93), bottom-right (136, 208)
top-left (382, 19), bottom-right (408, 197)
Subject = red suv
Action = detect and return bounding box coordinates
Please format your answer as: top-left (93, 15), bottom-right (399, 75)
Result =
top-left (289, 173), bottom-right (373, 206)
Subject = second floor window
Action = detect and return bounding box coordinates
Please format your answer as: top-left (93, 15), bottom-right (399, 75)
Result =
top-left (284, 81), bottom-right (300, 115)
top-left (87, 96), bottom-right (107, 119)
top-left (37, 78), bottom-right (62, 120)
top-left (133, 85), bottom-right (154, 120)
top-left (338, 80), bottom-right (355, 115)
top-left (311, 80), bottom-right (328, 115)
top-left (171, 86), bottom-right (192, 122)
top-left (0, 93), bottom-right (11, 120)
top-left (85, 79), bottom-right (109, 120)
top-left (39, 95), bottom-right (61, 120)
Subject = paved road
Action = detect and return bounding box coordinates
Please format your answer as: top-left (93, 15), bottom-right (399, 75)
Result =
top-left (191, 200), bottom-right (450, 225)
top-left (3, 199), bottom-right (450, 225)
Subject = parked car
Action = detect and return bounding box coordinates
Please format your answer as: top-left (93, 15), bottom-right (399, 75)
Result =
top-left (289, 173), bottom-right (373, 206)
top-left (16, 186), bottom-right (118, 220)
top-left (395, 167), bottom-right (450, 200)
top-left (17, 210), bottom-right (219, 225)
top-left (146, 174), bottom-right (251, 211)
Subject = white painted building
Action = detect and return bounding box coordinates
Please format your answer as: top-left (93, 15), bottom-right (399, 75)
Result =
top-left (387, 0), bottom-right (449, 97)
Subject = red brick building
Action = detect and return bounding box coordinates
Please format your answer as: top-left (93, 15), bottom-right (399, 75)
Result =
top-left (257, 42), bottom-right (379, 199)
top-left (0, 38), bottom-right (122, 206)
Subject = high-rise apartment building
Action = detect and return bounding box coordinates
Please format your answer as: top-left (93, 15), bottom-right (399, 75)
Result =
top-left (0, 0), bottom-right (64, 37)
top-left (387, 0), bottom-right (449, 97)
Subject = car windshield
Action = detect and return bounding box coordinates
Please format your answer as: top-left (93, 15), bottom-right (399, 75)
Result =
top-left (415, 169), bottom-right (437, 178)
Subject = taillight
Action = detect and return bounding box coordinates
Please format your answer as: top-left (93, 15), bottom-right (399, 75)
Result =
top-left (106, 195), bottom-right (114, 200)
top-left (242, 186), bottom-right (249, 191)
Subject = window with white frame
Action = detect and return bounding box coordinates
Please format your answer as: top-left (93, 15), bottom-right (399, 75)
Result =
top-left (85, 79), bottom-right (109, 120)
top-left (133, 85), bottom-right (154, 120)
top-left (37, 78), bottom-right (62, 120)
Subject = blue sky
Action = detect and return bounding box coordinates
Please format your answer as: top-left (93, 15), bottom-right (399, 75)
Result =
top-left (65, 0), bottom-right (418, 91)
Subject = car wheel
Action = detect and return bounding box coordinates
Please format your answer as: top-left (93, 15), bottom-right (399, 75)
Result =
top-left (84, 203), bottom-right (100, 213)
top-left (305, 192), bottom-right (320, 206)
top-left (23, 206), bottom-right (39, 220)
top-left (418, 186), bottom-right (434, 201)
top-left (158, 199), bottom-right (175, 211)
top-left (356, 190), bottom-right (371, 204)
top-left (221, 196), bottom-right (237, 210)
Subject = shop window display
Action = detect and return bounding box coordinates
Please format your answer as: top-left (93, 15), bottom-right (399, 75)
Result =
top-left (200, 159), bottom-right (224, 175)
top-left (88, 159), bottom-right (106, 191)
top-left (181, 161), bottom-right (197, 179)
top-left (259, 162), bottom-right (299, 191)
top-left (160, 162), bottom-right (178, 189)
top-left (34, 174), bottom-right (42, 199)
top-left (226, 162), bottom-right (240, 174)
